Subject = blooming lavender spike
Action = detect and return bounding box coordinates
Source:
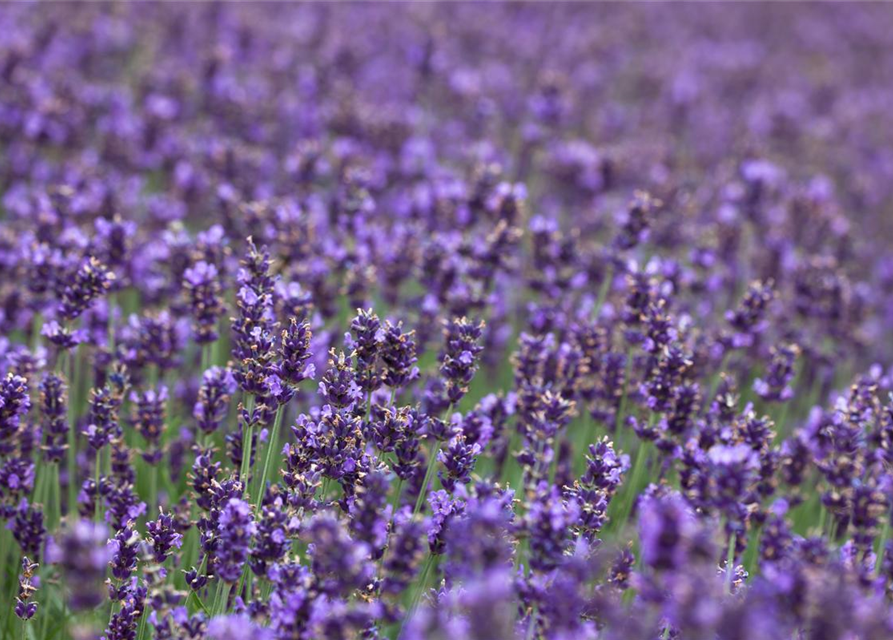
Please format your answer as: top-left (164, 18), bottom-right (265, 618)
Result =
top-left (130, 385), bottom-right (167, 464)
top-left (279, 317), bottom-right (315, 386)
top-left (146, 510), bottom-right (184, 564)
top-left (0, 373), bottom-right (31, 456)
top-left (10, 500), bottom-right (46, 558)
top-left (439, 317), bottom-right (486, 406)
top-left (59, 256), bottom-right (116, 321)
top-left (39, 372), bottom-right (68, 462)
top-left (183, 260), bottom-right (225, 344)
top-left (47, 519), bottom-right (114, 611)
top-left (15, 557), bottom-right (39, 621)
top-left (437, 434), bottom-right (481, 492)
top-left (194, 366), bottom-right (237, 436)
top-left (84, 385), bottom-right (122, 451)
top-left (347, 308), bottom-right (383, 394)
top-left (754, 343), bottom-right (800, 402)
top-left (380, 320), bottom-right (419, 390)
top-left (215, 498), bottom-right (256, 583)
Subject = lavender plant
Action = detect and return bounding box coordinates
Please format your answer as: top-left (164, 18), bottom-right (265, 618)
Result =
top-left (2, 3), bottom-right (893, 640)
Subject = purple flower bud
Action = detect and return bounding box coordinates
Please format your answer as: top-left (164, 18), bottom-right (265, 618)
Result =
top-left (194, 366), bottom-right (237, 435)
top-left (183, 260), bottom-right (225, 344)
top-left (215, 498), bottom-right (256, 583)
top-left (146, 511), bottom-right (183, 564)
top-left (59, 256), bottom-right (115, 321)
top-left (39, 373), bottom-right (68, 462)
top-left (279, 317), bottom-right (314, 386)
top-left (130, 385), bottom-right (167, 464)
top-left (14, 557), bottom-right (39, 621)
top-left (439, 317), bottom-right (485, 405)
top-left (47, 519), bottom-right (113, 611)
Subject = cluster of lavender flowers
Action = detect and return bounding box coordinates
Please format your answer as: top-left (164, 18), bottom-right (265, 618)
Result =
top-left (3, 3), bottom-right (893, 640)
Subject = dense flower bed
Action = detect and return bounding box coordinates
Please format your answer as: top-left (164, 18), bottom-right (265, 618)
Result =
top-left (3, 4), bottom-right (893, 639)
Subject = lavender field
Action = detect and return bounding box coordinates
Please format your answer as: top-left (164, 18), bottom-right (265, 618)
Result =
top-left (4, 3), bottom-right (893, 639)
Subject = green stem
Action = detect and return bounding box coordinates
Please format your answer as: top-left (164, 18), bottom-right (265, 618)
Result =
top-left (615, 346), bottom-right (635, 436)
top-left (413, 404), bottom-right (453, 516)
top-left (592, 264), bottom-right (614, 320)
top-left (212, 580), bottom-right (232, 617)
top-left (107, 291), bottom-right (117, 355)
top-left (876, 516), bottom-right (891, 573)
top-left (255, 404), bottom-right (285, 509)
top-left (403, 554), bottom-right (435, 631)
top-left (201, 343), bottom-right (211, 374)
top-left (239, 395), bottom-right (256, 488)
top-left (725, 532), bottom-right (737, 594)
top-left (66, 355), bottom-right (78, 515)
top-left (94, 449), bottom-right (102, 524)
top-left (413, 441), bottom-right (442, 517)
top-left (149, 463), bottom-right (158, 517)
top-left (377, 477), bottom-right (405, 572)
top-left (743, 524), bottom-right (762, 580)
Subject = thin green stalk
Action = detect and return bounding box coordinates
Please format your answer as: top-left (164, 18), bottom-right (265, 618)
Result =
top-left (390, 478), bottom-right (404, 519)
top-left (239, 395), bottom-right (256, 487)
top-left (378, 477), bottom-right (406, 572)
top-left (108, 291), bottom-right (117, 354)
top-left (413, 441), bottom-right (442, 517)
top-left (413, 404), bottom-right (453, 516)
top-left (875, 516), bottom-right (891, 573)
top-left (255, 404), bottom-right (285, 509)
top-left (212, 580), bottom-right (233, 617)
top-left (94, 449), bottom-right (102, 524)
top-left (499, 430), bottom-right (519, 485)
top-left (743, 524), bottom-right (762, 580)
top-left (201, 343), bottom-right (211, 374)
top-left (66, 355), bottom-right (78, 514)
top-left (320, 477), bottom-right (331, 503)
top-left (402, 554), bottom-right (435, 632)
top-left (149, 463), bottom-right (159, 517)
top-left (136, 602), bottom-right (150, 640)
top-left (615, 346), bottom-right (635, 434)
top-left (31, 312), bottom-right (43, 353)
top-left (725, 532), bottom-right (737, 594)
top-left (592, 264), bottom-right (614, 320)
top-left (613, 428), bottom-right (653, 533)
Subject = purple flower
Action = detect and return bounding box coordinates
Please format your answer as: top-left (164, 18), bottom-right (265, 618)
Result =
top-left (0, 373), bottom-right (31, 456)
top-left (305, 512), bottom-right (373, 597)
top-left (47, 519), bottom-right (113, 611)
top-left (279, 317), bottom-right (315, 386)
top-left (10, 499), bottom-right (46, 559)
top-left (14, 557), bottom-right (39, 621)
top-left (58, 256), bottom-right (115, 321)
top-left (83, 386), bottom-right (122, 451)
top-left (380, 320), bottom-right (419, 389)
top-left (107, 522), bottom-right (140, 586)
top-left (318, 350), bottom-right (363, 411)
top-left (215, 498), bottom-right (256, 583)
top-left (437, 434), bottom-right (481, 492)
top-left (754, 343), bottom-right (800, 402)
top-left (194, 366), bottom-right (237, 435)
top-left (439, 317), bottom-right (486, 406)
top-left (130, 385), bottom-right (167, 464)
top-left (207, 614), bottom-right (273, 640)
top-left (39, 373), bottom-right (68, 462)
top-left (183, 260), bottom-right (225, 344)
top-left (347, 308), bottom-right (384, 394)
top-left (146, 511), bottom-right (183, 564)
